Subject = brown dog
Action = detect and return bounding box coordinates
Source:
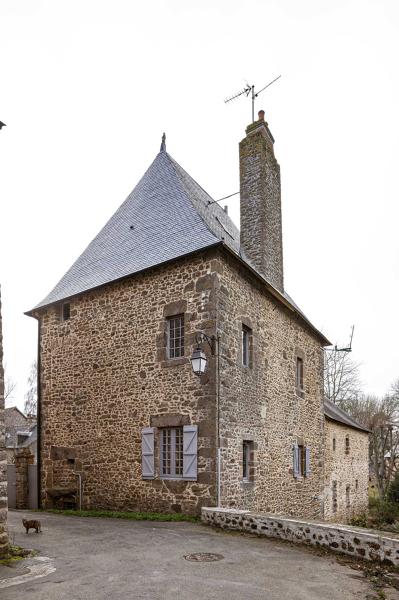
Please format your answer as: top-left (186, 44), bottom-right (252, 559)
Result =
top-left (22, 518), bottom-right (42, 533)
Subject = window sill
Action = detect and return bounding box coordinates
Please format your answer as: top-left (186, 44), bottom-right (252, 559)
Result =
top-left (241, 480), bottom-right (255, 487)
top-left (295, 388), bottom-right (305, 399)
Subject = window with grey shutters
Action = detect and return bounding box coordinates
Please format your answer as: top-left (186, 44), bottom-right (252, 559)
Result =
top-left (159, 425), bottom-right (198, 480)
top-left (293, 443), bottom-right (310, 478)
top-left (293, 443), bottom-right (300, 478)
top-left (305, 446), bottom-right (311, 476)
top-left (141, 427), bottom-right (155, 479)
top-left (183, 425), bottom-right (198, 480)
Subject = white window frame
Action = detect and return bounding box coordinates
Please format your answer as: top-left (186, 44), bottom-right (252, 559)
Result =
top-left (160, 427), bottom-right (183, 479)
top-left (167, 315), bottom-right (185, 359)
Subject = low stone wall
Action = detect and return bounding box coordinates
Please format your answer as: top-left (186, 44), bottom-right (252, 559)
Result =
top-left (202, 507), bottom-right (399, 565)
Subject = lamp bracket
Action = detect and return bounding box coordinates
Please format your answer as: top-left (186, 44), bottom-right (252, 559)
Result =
top-left (195, 332), bottom-right (217, 355)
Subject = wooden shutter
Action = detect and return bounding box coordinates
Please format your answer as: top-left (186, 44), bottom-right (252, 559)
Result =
top-left (305, 446), bottom-right (311, 476)
top-left (183, 425), bottom-right (198, 480)
top-left (293, 443), bottom-right (299, 478)
top-left (141, 427), bottom-right (155, 479)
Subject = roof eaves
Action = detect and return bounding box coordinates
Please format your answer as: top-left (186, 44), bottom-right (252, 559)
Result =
top-left (324, 399), bottom-right (371, 433)
top-left (25, 240), bottom-right (224, 318)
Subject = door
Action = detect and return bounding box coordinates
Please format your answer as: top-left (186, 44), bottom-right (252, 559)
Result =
top-left (28, 464), bottom-right (38, 509)
top-left (7, 464), bottom-right (16, 509)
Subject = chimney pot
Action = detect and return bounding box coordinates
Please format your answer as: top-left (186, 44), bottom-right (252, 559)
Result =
top-left (258, 110), bottom-right (265, 121)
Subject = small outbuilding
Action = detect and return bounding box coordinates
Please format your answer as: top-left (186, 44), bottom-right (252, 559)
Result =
top-left (324, 399), bottom-right (370, 523)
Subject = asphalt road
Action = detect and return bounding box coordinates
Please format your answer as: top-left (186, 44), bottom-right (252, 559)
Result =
top-left (0, 510), bottom-right (389, 599)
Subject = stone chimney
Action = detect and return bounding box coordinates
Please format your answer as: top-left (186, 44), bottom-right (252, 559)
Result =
top-left (239, 110), bottom-right (284, 292)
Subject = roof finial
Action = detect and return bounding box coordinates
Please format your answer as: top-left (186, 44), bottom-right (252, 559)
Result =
top-left (160, 132), bottom-right (166, 152)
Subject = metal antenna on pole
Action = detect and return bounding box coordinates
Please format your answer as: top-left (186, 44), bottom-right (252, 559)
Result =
top-left (325, 325), bottom-right (355, 353)
top-left (224, 76), bottom-right (281, 123)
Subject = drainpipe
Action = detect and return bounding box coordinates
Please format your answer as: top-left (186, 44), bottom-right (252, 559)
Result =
top-left (36, 317), bottom-right (41, 509)
top-left (216, 333), bottom-right (221, 507)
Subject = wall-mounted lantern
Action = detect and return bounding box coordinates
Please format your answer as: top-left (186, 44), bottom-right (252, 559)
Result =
top-left (190, 332), bottom-right (217, 377)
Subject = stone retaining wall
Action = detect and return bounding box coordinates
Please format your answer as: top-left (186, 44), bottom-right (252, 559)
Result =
top-left (202, 507), bottom-right (399, 565)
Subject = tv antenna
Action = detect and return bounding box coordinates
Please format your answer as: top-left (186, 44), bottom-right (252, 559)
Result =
top-left (325, 325), bottom-right (355, 353)
top-left (225, 75), bottom-right (281, 123)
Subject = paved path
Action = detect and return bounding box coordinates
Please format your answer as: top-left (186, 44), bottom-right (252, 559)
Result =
top-left (0, 510), bottom-right (392, 599)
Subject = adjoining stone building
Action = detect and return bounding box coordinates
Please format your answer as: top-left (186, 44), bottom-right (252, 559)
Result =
top-left (323, 399), bottom-right (369, 523)
top-left (0, 288), bottom-right (9, 556)
top-left (26, 112), bottom-right (368, 519)
top-left (5, 407), bottom-right (37, 464)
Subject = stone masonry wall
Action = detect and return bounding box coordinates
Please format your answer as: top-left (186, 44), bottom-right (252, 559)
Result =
top-left (0, 289), bottom-right (8, 556)
top-left (202, 507), bottom-right (399, 565)
top-left (37, 250), bottom-right (219, 515)
top-left (324, 419), bottom-right (369, 523)
top-left (215, 250), bottom-right (325, 519)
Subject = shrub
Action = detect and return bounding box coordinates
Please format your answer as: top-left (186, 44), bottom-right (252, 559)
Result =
top-left (350, 513), bottom-right (368, 528)
top-left (388, 471), bottom-right (399, 503)
top-left (369, 497), bottom-right (398, 526)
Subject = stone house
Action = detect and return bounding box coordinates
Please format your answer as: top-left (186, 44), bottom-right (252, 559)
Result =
top-left (0, 289), bottom-right (8, 556)
top-left (324, 399), bottom-right (369, 522)
top-left (5, 407), bottom-right (37, 464)
top-left (26, 111), bottom-right (368, 518)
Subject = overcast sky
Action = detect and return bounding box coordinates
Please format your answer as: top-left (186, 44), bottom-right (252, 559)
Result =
top-left (1, 0), bottom-right (398, 410)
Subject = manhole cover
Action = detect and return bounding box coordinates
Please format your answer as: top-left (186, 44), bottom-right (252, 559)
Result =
top-left (183, 553), bottom-right (224, 562)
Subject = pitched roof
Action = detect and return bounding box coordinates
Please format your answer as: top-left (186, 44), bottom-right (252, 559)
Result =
top-left (27, 143), bottom-right (330, 345)
top-left (324, 398), bottom-right (370, 433)
top-left (33, 149), bottom-right (239, 311)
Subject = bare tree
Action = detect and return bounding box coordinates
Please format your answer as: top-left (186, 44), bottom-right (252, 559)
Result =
top-left (341, 389), bottom-right (399, 498)
top-left (24, 360), bottom-right (37, 416)
top-left (324, 350), bottom-right (362, 408)
top-left (4, 373), bottom-right (16, 406)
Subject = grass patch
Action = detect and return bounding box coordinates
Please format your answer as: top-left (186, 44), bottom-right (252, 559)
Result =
top-left (40, 509), bottom-right (199, 522)
top-left (0, 545), bottom-right (33, 566)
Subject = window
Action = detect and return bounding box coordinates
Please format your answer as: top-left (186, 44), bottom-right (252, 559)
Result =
top-left (332, 481), bottom-right (337, 513)
top-left (332, 437), bottom-right (336, 451)
top-left (167, 315), bottom-right (184, 359)
top-left (160, 427), bottom-right (183, 478)
top-left (298, 444), bottom-right (305, 476)
top-left (346, 485), bottom-right (350, 508)
top-left (242, 440), bottom-right (253, 481)
top-left (62, 302), bottom-right (71, 321)
top-left (242, 325), bottom-right (251, 367)
top-left (355, 479), bottom-right (359, 490)
top-left (296, 357), bottom-right (304, 392)
top-left (293, 444), bottom-right (311, 478)
top-left (345, 435), bottom-right (350, 455)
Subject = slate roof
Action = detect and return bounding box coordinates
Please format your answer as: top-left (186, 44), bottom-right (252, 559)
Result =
top-left (28, 142), bottom-right (330, 345)
top-left (324, 398), bottom-right (370, 433)
top-left (33, 148), bottom-right (239, 311)
top-left (5, 407), bottom-right (37, 449)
